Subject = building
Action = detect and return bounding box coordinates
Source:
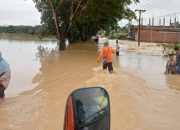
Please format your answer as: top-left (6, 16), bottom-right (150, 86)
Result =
top-left (130, 25), bottom-right (180, 43)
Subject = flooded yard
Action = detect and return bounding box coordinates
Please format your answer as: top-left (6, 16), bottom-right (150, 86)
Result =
top-left (0, 39), bottom-right (180, 130)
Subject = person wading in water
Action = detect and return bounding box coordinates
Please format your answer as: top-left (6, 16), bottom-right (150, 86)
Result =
top-left (174, 47), bottom-right (180, 74)
top-left (97, 42), bottom-right (115, 73)
top-left (0, 52), bottom-right (11, 98)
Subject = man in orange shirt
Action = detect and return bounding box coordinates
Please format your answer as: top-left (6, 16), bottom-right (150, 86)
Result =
top-left (97, 42), bottom-right (115, 73)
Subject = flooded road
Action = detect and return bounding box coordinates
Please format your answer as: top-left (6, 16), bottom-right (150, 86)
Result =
top-left (0, 39), bottom-right (180, 130)
top-left (0, 40), bottom-right (57, 97)
top-left (120, 51), bottom-right (167, 88)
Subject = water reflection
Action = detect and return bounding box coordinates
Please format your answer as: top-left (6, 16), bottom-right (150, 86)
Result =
top-left (1, 38), bottom-right (178, 95)
top-left (119, 51), bottom-right (168, 88)
top-left (98, 42), bottom-right (166, 88)
top-left (0, 40), bottom-right (180, 130)
top-left (0, 41), bottom-right (98, 130)
top-left (165, 75), bottom-right (180, 91)
top-left (0, 40), bottom-right (57, 97)
top-left (98, 42), bottom-right (179, 91)
top-left (118, 50), bottom-right (180, 92)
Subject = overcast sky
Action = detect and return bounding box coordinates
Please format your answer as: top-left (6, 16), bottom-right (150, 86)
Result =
top-left (0, 0), bottom-right (41, 26)
top-left (0, 0), bottom-right (180, 26)
top-left (120, 0), bottom-right (180, 26)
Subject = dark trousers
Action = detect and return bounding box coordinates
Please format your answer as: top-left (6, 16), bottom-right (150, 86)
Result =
top-left (103, 62), bottom-right (113, 73)
top-left (0, 84), bottom-right (5, 98)
top-left (116, 52), bottom-right (119, 56)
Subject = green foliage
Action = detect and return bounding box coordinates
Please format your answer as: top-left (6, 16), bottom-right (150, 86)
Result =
top-left (117, 34), bottom-right (127, 40)
top-left (98, 24), bottom-right (129, 40)
top-left (33, 0), bottom-right (136, 44)
top-left (121, 26), bottom-right (129, 34)
top-left (0, 25), bottom-right (50, 37)
top-left (106, 34), bottom-right (117, 39)
top-left (164, 43), bottom-right (180, 49)
top-left (174, 43), bottom-right (180, 49)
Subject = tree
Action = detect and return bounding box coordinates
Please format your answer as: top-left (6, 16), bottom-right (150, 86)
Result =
top-left (33, 0), bottom-right (136, 50)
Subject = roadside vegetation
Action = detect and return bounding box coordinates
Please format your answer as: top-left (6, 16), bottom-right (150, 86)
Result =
top-left (33, 0), bottom-right (137, 50)
top-left (164, 43), bottom-right (180, 49)
top-left (162, 43), bottom-right (180, 56)
top-left (97, 25), bottom-right (129, 40)
top-left (0, 25), bottom-right (47, 37)
top-left (1, 0), bottom-right (138, 50)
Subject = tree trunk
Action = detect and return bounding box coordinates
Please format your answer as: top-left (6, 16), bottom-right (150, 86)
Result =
top-left (59, 35), bottom-right (66, 51)
top-left (48, 0), bottom-right (61, 41)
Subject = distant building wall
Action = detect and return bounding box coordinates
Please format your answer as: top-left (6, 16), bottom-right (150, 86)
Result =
top-left (138, 30), bottom-right (180, 43)
top-left (131, 26), bottom-right (180, 43)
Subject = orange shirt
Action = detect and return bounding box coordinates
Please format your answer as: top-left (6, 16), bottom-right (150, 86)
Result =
top-left (97, 46), bottom-right (115, 62)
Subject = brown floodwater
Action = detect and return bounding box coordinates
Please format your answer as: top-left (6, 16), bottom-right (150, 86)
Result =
top-left (0, 39), bottom-right (180, 130)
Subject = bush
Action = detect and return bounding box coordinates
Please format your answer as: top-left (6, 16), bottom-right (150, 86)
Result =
top-left (164, 43), bottom-right (180, 49)
top-left (174, 43), bottom-right (180, 49)
top-left (106, 34), bottom-right (117, 39)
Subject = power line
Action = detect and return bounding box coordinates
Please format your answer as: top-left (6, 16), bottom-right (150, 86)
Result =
top-left (139, 0), bottom-right (155, 9)
top-left (147, 0), bottom-right (169, 10)
top-left (141, 0), bottom-right (165, 10)
top-left (132, 1), bottom-right (180, 26)
top-left (133, 11), bottom-right (180, 26)
top-left (142, 12), bottom-right (180, 19)
top-left (153, 12), bottom-right (180, 19)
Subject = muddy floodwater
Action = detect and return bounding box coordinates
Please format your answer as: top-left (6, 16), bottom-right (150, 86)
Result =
top-left (0, 39), bottom-right (180, 130)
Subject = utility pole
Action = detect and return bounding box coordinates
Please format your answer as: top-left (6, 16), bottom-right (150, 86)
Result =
top-left (135, 9), bottom-right (146, 47)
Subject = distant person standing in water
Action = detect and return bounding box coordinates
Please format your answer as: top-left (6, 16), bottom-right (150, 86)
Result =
top-left (0, 52), bottom-right (11, 98)
top-left (116, 40), bottom-right (120, 56)
top-left (164, 54), bottom-right (176, 74)
top-left (97, 42), bottom-right (115, 73)
top-left (95, 35), bottom-right (100, 43)
top-left (174, 47), bottom-right (180, 74)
